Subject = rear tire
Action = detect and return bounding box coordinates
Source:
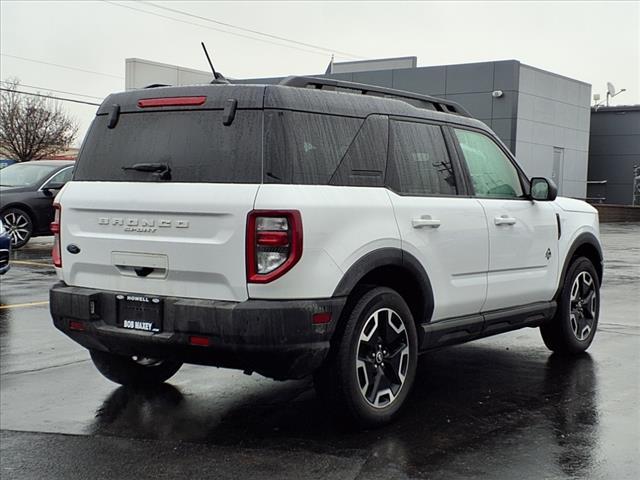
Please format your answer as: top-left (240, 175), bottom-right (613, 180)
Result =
top-left (314, 287), bottom-right (418, 428)
top-left (2, 207), bottom-right (33, 249)
top-left (540, 256), bottom-right (600, 354)
top-left (90, 350), bottom-right (182, 386)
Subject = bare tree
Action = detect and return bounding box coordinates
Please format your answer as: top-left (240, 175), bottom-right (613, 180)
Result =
top-left (0, 78), bottom-right (78, 162)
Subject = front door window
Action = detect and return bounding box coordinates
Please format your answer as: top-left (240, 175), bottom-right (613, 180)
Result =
top-left (453, 129), bottom-right (523, 198)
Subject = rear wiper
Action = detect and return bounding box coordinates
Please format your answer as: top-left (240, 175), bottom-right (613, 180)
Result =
top-left (122, 163), bottom-right (171, 180)
top-left (122, 163), bottom-right (169, 172)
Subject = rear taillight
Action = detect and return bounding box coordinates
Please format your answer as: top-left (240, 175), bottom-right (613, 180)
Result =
top-left (189, 335), bottom-right (211, 347)
top-left (51, 203), bottom-right (61, 268)
top-left (69, 320), bottom-right (85, 331)
top-left (246, 210), bottom-right (302, 283)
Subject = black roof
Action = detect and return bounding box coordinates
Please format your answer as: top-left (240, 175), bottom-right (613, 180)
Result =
top-left (97, 83), bottom-right (488, 132)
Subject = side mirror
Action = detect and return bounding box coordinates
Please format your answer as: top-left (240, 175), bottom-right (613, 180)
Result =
top-left (44, 182), bottom-right (65, 191)
top-left (530, 177), bottom-right (557, 201)
top-left (42, 182), bottom-right (65, 197)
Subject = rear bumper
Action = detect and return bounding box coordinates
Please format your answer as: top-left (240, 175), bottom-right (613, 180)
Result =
top-left (50, 282), bottom-right (346, 380)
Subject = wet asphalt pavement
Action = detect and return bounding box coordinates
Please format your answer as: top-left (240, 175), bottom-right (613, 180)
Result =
top-left (1, 224), bottom-right (639, 479)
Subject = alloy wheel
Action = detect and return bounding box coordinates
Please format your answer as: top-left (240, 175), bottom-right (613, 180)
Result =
top-left (3, 211), bottom-right (31, 246)
top-left (570, 271), bottom-right (597, 341)
top-left (355, 308), bottom-right (410, 408)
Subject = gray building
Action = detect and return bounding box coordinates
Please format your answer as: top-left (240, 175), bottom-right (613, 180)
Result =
top-left (587, 105), bottom-right (640, 205)
top-left (126, 57), bottom-right (592, 198)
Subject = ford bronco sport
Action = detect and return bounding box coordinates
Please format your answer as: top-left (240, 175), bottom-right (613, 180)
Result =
top-left (50, 77), bottom-right (602, 427)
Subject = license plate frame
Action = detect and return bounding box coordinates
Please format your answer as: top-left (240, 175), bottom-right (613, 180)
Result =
top-left (117, 294), bottom-right (163, 333)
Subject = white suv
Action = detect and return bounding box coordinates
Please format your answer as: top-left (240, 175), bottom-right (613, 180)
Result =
top-left (50, 77), bottom-right (603, 427)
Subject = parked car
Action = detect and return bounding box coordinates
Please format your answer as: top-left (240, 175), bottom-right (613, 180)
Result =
top-left (49, 78), bottom-right (602, 427)
top-left (0, 160), bottom-right (74, 248)
top-left (0, 159), bottom-right (17, 169)
top-left (0, 220), bottom-right (10, 275)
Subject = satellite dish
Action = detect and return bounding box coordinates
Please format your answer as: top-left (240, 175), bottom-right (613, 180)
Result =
top-left (607, 82), bottom-right (616, 96)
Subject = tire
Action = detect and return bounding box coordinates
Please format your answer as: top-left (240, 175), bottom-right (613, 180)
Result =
top-left (2, 207), bottom-right (33, 249)
top-left (90, 350), bottom-right (182, 386)
top-left (540, 256), bottom-right (600, 354)
top-left (314, 287), bottom-right (418, 428)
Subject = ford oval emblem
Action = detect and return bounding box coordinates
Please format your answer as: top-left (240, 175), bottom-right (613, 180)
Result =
top-left (66, 244), bottom-right (81, 254)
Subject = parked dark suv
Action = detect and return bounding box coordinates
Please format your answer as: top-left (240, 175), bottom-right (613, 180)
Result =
top-left (0, 160), bottom-right (74, 248)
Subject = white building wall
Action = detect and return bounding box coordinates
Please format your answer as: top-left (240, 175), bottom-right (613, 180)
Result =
top-left (331, 57), bottom-right (417, 74)
top-left (515, 65), bottom-right (591, 198)
top-left (125, 58), bottom-right (212, 90)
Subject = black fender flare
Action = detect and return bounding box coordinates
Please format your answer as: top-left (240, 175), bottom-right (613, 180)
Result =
top-left (555, 232), bottom-right (603, 299)
top-left (332, 247), bottom-right (435, 324)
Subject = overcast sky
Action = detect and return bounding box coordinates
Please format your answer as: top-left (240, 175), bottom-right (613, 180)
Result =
top-left (1, 0), bottom-right (638, 146)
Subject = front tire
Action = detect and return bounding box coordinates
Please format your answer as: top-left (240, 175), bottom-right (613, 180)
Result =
top-left (540, 256), bottom-right (600, 354)
top-left (2, 207), bottom-right (33, 249)
top-left (314, 287), bottom-right (418, 428)
top-left (90, 350), bottom-right (182, 386)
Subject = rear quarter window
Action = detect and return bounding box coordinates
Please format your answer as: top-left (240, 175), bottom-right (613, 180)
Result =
top-left (330, 115), bottom-right (389, 187)
top-left (74, 110), bottom-right (262, 183)
top-left (264, 111), bottom-right (363, 185)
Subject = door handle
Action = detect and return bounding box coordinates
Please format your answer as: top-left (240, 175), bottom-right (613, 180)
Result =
top-left (412, 216), bottom-right (441, 229)
top-left (494, 215), bottom-right (516, 226)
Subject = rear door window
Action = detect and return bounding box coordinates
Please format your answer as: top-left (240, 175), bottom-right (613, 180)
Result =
top-left (264, 111), bottom-right (363, 184)
top-left (74, 110), bottom-right (262, 183)
top-left (387, 120), bottom-right (458, 196)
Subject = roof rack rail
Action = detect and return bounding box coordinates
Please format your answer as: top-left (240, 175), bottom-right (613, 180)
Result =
top-left (279, 76), bottom-right (472, 117)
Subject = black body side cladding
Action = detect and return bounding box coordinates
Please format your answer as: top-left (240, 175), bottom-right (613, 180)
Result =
top-left (330, 247), bottom-right (558, 351)
top-left (555, 232), bottom-right (603, 299)
top-left (421, 301), bottom-right (557, 350)
top-left (332, 248), bottom-right (435, 324)
top-left (333, 248), bottom-right (402, 296)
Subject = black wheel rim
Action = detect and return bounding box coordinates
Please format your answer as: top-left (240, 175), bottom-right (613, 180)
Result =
top-left (3, 211), bottom-right (30, 246)
top-left (570, 271), bottom-right (597, 341)
top-left (355, 308), bottom-right (410, 409)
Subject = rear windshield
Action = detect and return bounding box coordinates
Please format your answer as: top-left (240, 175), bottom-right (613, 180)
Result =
top-left (74, 110), bottom-right (262, 183)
